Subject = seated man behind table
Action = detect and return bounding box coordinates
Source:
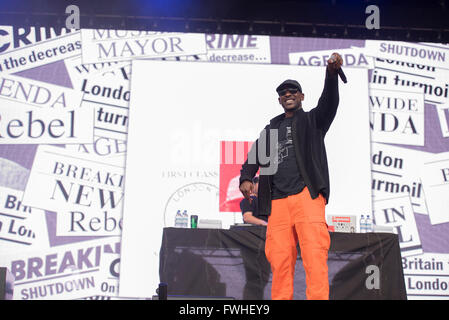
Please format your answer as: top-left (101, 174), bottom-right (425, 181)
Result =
top-left (239, 177), bottom-right (268, 226)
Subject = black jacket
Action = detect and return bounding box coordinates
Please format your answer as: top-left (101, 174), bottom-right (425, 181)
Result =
top-left (239, 69), bottom-right (339, 216)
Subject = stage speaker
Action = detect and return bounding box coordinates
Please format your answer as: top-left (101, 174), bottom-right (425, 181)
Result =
top-left (153, 282), bottom-right (234, 300)
top-left (0, 267), bottom-right (14, 300)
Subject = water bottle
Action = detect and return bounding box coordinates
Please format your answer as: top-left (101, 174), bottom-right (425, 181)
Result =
top-left (175, 210), bottom-right (182, 228)
top-left (365, 215), bottom-right (373, 233)
top-left (359, 215), bottom-right (366, 233)
top-left (182, 210), bottom-right (188, 228)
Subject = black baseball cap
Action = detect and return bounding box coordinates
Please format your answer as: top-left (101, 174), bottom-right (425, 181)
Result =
top-left (276, 79), bottom-right (302, 94)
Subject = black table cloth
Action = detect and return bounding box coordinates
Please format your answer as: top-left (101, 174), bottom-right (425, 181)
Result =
top-left (159, 226), bottom-right (407, 300)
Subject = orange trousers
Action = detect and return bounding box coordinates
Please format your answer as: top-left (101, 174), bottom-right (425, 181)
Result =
top-left (265, 187), bottom-right (331, 300)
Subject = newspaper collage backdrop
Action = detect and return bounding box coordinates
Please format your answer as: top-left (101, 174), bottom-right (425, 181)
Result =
top-left (0, 25), bottom-right (448, 300)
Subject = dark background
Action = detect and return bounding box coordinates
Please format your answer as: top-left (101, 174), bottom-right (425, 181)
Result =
top-left (0, 0), bottom-right (448, 42)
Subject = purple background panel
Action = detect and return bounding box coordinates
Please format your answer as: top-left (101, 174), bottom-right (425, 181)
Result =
top-left (270, 36), bottom-right (365, 65)
top-left (14, 60), bottom-right (73, 88)
top-left (415, 214), bottom-right (449, 253)
top-left (0, 145), bottom-right (38, 170)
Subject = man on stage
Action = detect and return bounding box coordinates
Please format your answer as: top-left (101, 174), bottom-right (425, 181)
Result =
top-left (240, 176), bottom-right (268, 226)
top-left (239, 53), bottom-right (343, 300)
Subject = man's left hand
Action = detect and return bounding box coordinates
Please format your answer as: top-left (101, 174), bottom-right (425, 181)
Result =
top-left (327, 52), bottom-right (343, 74)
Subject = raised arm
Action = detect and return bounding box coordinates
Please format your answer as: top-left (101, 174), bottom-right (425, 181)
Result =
top-left (311, 52), bottom-right (342, 133)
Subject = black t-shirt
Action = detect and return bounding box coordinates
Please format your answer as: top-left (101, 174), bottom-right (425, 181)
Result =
top-left (271, 117), bottom-right (306, 199)
top-left (240, 196), bottom-right (268, 222)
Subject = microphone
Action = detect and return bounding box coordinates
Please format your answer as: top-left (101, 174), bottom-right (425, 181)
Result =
top-left (337, 68), bottom-right (347, 83)
top-left (330, 53), bottom-right (347, 83)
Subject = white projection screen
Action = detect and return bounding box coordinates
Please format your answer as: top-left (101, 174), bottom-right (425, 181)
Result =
top-left (119, 60), bottom-right (371, 297)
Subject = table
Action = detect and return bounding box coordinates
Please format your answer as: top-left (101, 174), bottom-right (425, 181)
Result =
top-left (159, 226), bottom-right (407, 300)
